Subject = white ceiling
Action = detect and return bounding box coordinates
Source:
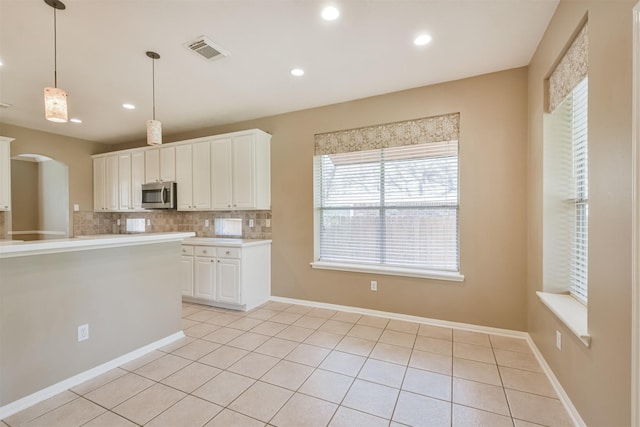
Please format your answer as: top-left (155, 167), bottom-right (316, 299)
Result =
top-left (0, 0), bottom-right (558, 145)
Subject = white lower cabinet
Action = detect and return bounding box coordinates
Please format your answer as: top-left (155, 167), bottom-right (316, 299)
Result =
top-left (216, 256), bottom-right (241, 304)
top-left (181, 239), bottom-right (271, 311)
top-left (180, 246), bottom-right (194, 297)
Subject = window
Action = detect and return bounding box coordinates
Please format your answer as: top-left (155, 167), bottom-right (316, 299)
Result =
top-left (313, 140), bottom-right (459, 276)
top-left (543, 77), bottom-right (588, 304)
top-left (539, 21), bottom-right (589, 346)
top-left (571, 78), bottom-right (588, 302)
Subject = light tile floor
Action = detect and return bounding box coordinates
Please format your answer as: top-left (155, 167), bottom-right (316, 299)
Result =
top-left (3, 301), bottom-right (575, 427)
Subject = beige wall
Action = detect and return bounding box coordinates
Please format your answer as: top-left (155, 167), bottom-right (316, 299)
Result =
top-left (527, 1), bottom-right (634, 426)
top-left (117, 67), bottom-right (529, 331)
top-left (39, 160), bottom-right (69, 234)
top-left (0, 123), bottom-right (111, 236)
top-left (10, 160), bottom-right (38, 232)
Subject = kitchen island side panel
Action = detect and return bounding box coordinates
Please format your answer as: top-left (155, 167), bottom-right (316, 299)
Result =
top-left (0, 241), bottom-right (182, 406)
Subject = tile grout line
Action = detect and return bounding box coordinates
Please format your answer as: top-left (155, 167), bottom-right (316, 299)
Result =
top-left (7, 302), bottom-right (560, 427)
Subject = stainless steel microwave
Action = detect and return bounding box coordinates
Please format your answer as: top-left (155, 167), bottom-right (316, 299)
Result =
top-left (141, 182), bottom-right (177, 209)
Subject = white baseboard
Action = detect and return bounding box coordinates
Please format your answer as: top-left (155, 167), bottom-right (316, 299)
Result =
top-left (0, 331), bottom-right (184, 420)
top-left (269, 296), bottom-right (529, 338)
top-left (270, 296), bottom-right (583, 427)
top-left (526, 336), bottom-right (586, 427)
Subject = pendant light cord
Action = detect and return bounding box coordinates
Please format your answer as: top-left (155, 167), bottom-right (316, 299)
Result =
top-left (53, 6), bottom-right (58, 88)
top-left (152, 58), bottom-right (156, 120)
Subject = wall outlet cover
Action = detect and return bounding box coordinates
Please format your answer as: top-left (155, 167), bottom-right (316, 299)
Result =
top-left (78, 324), bottom-right (89, 342)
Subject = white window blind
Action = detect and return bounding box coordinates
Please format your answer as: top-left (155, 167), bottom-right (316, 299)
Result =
top-left (543, 77), bottom-right (588, 304)
top-left (571, 78), bottom-right (588, 302)
top-left (314, 141), bottom-right (459, 272)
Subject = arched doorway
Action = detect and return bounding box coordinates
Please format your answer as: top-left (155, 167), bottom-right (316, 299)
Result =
top-left (9, 154), bottom-right (69, 240)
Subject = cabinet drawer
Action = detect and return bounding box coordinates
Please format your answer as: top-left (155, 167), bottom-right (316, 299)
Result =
top-left (181, 245), bottom-right (194, 256)
top-left (194, 246), bottom-right (215, 257)
top-left (217, 247), bottom-right (241, 259)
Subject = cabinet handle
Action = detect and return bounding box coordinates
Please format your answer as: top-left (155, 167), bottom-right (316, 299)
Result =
top-left (217, 260), bottom-right (220, 263)
top-left (225, 251), bottom-right (231, 255)
top-left (202, 250), bottom-right (207, 254)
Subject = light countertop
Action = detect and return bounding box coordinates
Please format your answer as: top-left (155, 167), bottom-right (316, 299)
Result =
top-left (182, 237), bottom-right (272, 248)
top-left (0, 232), bottom-right (195, 258)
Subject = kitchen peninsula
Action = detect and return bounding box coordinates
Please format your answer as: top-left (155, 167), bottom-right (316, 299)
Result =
top-left (0, 232), bottom-right (194, 416)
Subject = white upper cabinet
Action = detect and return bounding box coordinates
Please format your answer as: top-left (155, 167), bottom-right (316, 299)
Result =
top-left (118, 153), bottom-right (131, 210)
top-left (211, 130), bottom-right (271, 210)
top-left (117, 152), bottom-right (145, 211)
top-left (145, 146), bottom-right (175, 183)
top-left (0, 137), bottom-right (13, 211)
top-left (131, 151), bottom-right (145, 210)
top-left (211, 138), bottom-right (233, 209)
top-left (92, 129), bottom-right (270, 213)
top-left (93, 157), bottom-right (106, 211)
top-left (105, 155), bottom-right (119, 211)
top-left (93, 155), bottom-right (119, 212)
top-left (176, 141), bottom-right (211, 211)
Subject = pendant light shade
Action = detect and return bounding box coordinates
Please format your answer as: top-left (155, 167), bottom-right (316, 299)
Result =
top-left (44, 86), bottom-right (68, 122)
top-left (147, 119), bottom-right (162, 145)
top-left (44, 0), bottom-right (68, 123)
top-left (146, 51), bottom-right (162, 145)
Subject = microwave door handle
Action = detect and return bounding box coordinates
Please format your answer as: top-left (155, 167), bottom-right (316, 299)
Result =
top-left (161, 186), bottom-right (166, 204)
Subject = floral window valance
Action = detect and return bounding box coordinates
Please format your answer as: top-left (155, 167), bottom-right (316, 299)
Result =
top-left (314, 112), bottom-right (460, 156)
top-left (548, 22), bottom-right (588, 113)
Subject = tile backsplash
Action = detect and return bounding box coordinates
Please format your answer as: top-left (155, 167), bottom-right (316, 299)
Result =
top-left (73, 210), bottom-right (272, 239)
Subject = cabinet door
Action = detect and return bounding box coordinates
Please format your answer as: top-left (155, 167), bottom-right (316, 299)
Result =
top-left (118, 153), bottom-right (131, 211)
top-left (232, 134), bottom-right (256, 209)
top-left (211, 138), bottom-right (233, 209)
top-left (105, 156), bottom-right (119, 211)
top-left (194, 256), bottom-right (215, 300)
top-left (180, 255), bottom-right (194, 297)
top-left (160, 146), bottom-right (176, 182)
top-left (175, 144), bottom-right (193, 210)
top-left (131, 151), bottom-right (145, 210)
top-left (192, 141), bottom-right (211, 209)
top-left (215, 258), bottom-right (241, 304)
top-left (0, 140), bottom-right (11, 211)
top-left (145, 149), bottom-right (160, 183)
top-left (93, 157), bottom-right (106, 211)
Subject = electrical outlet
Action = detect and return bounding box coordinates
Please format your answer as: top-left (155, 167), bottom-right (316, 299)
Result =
top-left (556, 330), bottom-right (562, 350)
top-left (371, 280), bottom-right (377, 291)
top-left (116, 219), bottom-right (121, 226)
top-left (146, 219), bottom-right (151, 226)
top-left (266, 219), bottom-right (271, 227)
top-left (249, 219), bottom-right (254, 227)
top-left (78, 324), bottom-right (89, 342)
top-left (205, 219), bottom-right (210, 227)
top-left (73, 204), bottom-right (80, 212)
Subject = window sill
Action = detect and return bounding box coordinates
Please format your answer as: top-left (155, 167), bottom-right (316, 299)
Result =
top-left (536, 291), bottom-right (591, 347)
top-left (310, 261), bottom-right (464, 282)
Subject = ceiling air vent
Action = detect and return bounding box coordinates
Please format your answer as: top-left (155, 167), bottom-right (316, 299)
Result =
top-left (185, 36), bottom-right (230, 61)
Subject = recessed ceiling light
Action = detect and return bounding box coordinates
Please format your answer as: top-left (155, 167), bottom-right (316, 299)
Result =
top-left (122, 103), bottom-right (136, 110)
top-left (322, 6), bottom-right (339, 21)
top-left (0, 60), bottom-right (3, 66)
top-left (414, 34), bottom-right (432, 46)
top-left (70, 118), bottom-right (82, 123)
top-left (290, 68), bottom-right (305, 77)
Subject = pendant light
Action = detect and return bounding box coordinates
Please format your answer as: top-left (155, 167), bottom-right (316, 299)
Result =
top-left (43, 0), bottom-right (68, 123)
top-left (146, 51), bottom-right (162, 145)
